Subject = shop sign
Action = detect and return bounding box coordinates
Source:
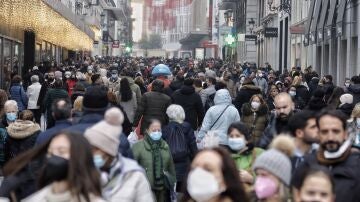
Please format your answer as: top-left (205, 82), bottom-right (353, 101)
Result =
top-left (264, 27), bottom-right (278, 37)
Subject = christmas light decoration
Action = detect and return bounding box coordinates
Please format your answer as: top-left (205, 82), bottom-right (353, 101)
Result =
top-left (0, 0), bottom-right (94, 50)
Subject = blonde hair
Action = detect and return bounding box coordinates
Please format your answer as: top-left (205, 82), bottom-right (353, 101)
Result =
top-left (292, 76), bottom-right (301, 86)
top-left (351, 103), bottom-right (360, 118)
top-left (73, 96), bottom-right (84, 112)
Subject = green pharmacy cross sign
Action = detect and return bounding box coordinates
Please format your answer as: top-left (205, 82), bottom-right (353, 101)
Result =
top-left (225, 34), bottom-right (236, 46)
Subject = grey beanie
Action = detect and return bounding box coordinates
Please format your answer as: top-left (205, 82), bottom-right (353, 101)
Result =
top-left (252, 149), bottom-right (292, 185)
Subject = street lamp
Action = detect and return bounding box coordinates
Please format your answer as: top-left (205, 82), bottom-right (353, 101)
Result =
top-left (248, 18), bottom-right (255, 34)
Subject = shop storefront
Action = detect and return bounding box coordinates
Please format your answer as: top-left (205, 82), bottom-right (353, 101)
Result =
top-left (0, 0), bottom-right (94, 88)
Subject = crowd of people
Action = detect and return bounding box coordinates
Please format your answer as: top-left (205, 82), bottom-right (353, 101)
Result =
top-left (0, 56), bottom-right (359, 202)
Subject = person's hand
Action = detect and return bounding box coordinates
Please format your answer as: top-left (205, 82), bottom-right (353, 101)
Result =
top-left (239, 170), bottom-right (254, 184)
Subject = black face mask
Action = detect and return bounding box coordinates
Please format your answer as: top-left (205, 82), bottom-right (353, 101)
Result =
top-left (42, 155), bottom-right (69, 183)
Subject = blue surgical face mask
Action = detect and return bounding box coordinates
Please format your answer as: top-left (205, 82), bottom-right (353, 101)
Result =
top-left (149, 131), bottom-right (162, 141)
top-left (228, 137), bottom-right (246, 151)
top-left (93, 154), bottom-right (106, 169)
top-left (6, 112), bottom-right (17, 122)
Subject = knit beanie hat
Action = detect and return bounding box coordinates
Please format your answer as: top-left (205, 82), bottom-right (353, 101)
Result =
top-left (84, 107), bottom-right (124, 157)
top-left (340, 93), bottom-right (353, 105)
top-left (83, 86), bottom-right (108, 111)
top-left (253, 149), bottom-right (292, 185)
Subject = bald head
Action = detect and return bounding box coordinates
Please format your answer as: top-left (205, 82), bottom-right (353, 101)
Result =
top-left (274, 92), bottom-right (295, 121)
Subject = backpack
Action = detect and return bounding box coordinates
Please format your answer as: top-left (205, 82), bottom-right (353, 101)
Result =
top-left (163, 123), bottom-right (188, 162)
top-left (204, 93), bottom-right (216, 111)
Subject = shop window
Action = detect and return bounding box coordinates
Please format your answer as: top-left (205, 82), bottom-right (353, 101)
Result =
top-left (3, 39), bottom-right (12, 91)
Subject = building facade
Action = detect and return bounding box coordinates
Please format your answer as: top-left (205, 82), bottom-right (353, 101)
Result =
top-left (0, 0), bottom-right (97, 88)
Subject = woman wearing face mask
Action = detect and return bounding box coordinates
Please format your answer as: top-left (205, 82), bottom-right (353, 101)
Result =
top-left (292, 166), bottom-right (335, 202)
top-left (0, 132), bottom-right (105, 201)
top-left (181, 147), bottom-right (249, 202)
top-left (288, 86), bottom-right (306, 110)
top-left (132, 119), bottom-right (176, 202)
top-left (251, 148), bottom-right (292, 202)
top-left (64, 71), bottom-right (77, 97)
top-left (226, 122), bottom-right (263, 188)
top-left (84, 107), bottom-right (154, 202)
top-left (241, 94), bottom-right (269, 146)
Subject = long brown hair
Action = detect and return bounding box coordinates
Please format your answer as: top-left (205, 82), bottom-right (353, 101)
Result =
top-left (3, 131), bottom-right (102, 202)
top-left (181, 147), bottom-right (249, 202)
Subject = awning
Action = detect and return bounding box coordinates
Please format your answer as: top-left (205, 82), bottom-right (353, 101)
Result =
top-left (179, 32), bottom-right (208, 44)
top-left (0, 0), bottom-right (94, 50)
top-left (103, 6), bottom-right (127, 21)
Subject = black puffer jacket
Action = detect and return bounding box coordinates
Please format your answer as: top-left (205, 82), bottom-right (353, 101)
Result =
top-left (293, 151), bottom-right (360, 202)
top-left (172, 85), bottom-right (204, 130)
top-left (234, 85), bottom-right (262, 115)
top-left (348, 84), bottom-right (360, 104)
top-left (133, 91), bottom-right (171, 133)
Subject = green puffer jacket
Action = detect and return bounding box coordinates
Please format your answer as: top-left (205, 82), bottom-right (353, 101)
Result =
top-left (131, 136), bottom-right (176, 190)
top-left (231, 147), bottom-right (263, 173)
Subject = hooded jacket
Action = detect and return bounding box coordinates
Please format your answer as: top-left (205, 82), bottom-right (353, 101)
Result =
top-left (172, 85), bottom-right (205, 130)
top-left (234, 84), bottom-right (262, 115)
top-left (198, 89), bottom-right (240, 145)
top-left (102, 155), bottom-right (154, 202)
top-left (5, 120), bottom-right (40, 162)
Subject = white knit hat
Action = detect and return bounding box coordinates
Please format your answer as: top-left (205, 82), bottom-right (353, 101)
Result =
top-left (84, 107), bottom-right (124, 157)
top-left (340, 93), bottom-right (353, 105)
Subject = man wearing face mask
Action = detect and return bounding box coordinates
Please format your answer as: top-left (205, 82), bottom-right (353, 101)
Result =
top-left (292, 110), bottom-right (360, 202)
top-left (85, 66), bottom-right (94, 84)
top-left (108, 70), bottom-right (120, 92)
top-left (37, 72), bottom-right (56, 114)
top-left (85, 108), bottom-right (154, 202)
top-left (288, 110), bottom-right (319, 170)
top-left (252, 70), bottom-right (268, 96)
top-left (258, 93), bottom-right (295, 148)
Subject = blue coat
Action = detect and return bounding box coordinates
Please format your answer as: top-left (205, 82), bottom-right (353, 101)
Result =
top-left (35, 120), bottom-right (72, 145)
top-left (198, 89), bottom-right (241, 145)
top-left (9, 84), bottom-right (28, 111)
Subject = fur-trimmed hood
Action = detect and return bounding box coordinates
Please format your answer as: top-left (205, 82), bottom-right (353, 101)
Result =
top-left (240, 84), bottom-right (261, 92)
top-left (242, 102), bottom-right (269, 116)
top-left (7, 120), bottom-right (40, 139)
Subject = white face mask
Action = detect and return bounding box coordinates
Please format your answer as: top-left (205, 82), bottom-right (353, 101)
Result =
top-left (251, 101), bottom-right (261, 110)
top-left (289, 91), bottom-right (296, 97)
top-left (187, 167), bottom-right (223, 202)
top-left (228, 137), bottom-right (246, 151)
top-left (324, 137), bottom-right (352, 159)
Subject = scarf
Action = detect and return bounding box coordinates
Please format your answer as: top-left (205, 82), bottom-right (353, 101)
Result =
top-left (316, 146), bottom-right (352, 165)
top-left (145, 135), bottom-right (164, 189)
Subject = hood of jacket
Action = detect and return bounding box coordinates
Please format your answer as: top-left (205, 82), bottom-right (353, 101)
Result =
top-left (7, 120), bottom-right (40, 139)
top-left (242, 102), bottom-right (269, 116)
top-left (180, 85), bottom-right (195, 95)
top-left (214, 89), bottom-right (232, 105)
top-left (348, 84), bottom-right (360, 93)
top-left (240, 84), bottom-right (261, 92)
